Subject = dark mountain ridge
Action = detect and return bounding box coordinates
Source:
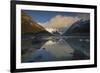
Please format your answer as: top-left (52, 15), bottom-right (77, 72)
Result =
top-left (21, 12), bottom-right (52, 39)
top-left (63, 19), bottom-right (90, 36)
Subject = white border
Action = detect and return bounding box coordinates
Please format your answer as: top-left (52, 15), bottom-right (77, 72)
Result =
top-left (16, 4), bottom-right (94, 69)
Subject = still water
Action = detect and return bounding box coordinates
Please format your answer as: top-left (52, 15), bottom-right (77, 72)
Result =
top-left (21, 36), bottom-right (90, 63)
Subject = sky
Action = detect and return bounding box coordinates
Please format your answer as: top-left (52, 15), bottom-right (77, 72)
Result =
top-left (22, 10), bottom-right (89, 24)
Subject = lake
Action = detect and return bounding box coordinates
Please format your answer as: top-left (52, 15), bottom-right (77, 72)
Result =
top-left (21, 36), bottom-right (90, 63)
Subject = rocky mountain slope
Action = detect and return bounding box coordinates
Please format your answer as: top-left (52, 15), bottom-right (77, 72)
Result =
top-left (63, 19), bottom-right (90, 36)
top-left (21, 12), bottom-right (52, 38)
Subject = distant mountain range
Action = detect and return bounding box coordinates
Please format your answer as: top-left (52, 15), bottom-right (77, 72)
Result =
top-left (63, 19), bottom-right (90, 36)
top-left (21, 12), bottom-right (90, 37)
top-left (42, 15), bottom-right (80, 35)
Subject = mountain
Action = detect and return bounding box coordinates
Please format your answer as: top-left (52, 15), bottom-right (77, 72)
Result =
top-left (21, 12), bottom-right (45, 33)
top-left (52, 31), bottom-right (60, 36)
top-left (42, 15), bottom-right (80, 35)
top-left (63, 19), bottom-right (90, 36)
top-left (21, 12), bottom-right (52, 38)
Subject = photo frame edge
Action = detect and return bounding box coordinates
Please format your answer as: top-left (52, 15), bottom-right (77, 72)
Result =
top-left (10, 1), bottom-right (97, 72)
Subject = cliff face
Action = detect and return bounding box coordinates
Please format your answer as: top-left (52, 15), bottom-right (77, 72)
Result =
top-left (63, 20), bottom-right (90, 36)
top-left (21, 12), bottom-right (45, 33)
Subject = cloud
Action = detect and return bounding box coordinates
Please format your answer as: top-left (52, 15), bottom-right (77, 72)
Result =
top-left (40, 14), bottom-right (89, 34)
top-left (77, 13), bottom-right (90, 21)
top-left (42, 15), bottom-right (80, 30)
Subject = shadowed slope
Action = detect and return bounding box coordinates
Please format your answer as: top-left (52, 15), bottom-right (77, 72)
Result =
top-left (21, 12), bottom-right (45, 33)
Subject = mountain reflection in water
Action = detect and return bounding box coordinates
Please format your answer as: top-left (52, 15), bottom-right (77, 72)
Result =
top-left (21, 36), bottom-right (90, 63)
